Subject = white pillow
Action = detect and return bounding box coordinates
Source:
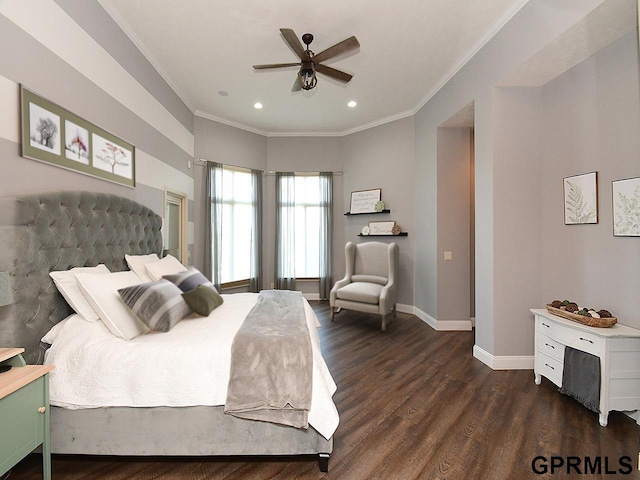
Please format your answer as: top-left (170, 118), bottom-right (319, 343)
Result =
top-left (50, 264), bottom-right (111, 321)
top-left (41, 316), bottom-right (72, 344)
top-left (125, 253), bottom-right (160, 282)
top-left (76, 271), bottom-right (149, 340)
top-left (145, 255), bottom-right (187, 281)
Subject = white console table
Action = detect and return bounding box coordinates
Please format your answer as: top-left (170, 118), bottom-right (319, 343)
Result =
top-left (531, 308), bottom-right (640, 427)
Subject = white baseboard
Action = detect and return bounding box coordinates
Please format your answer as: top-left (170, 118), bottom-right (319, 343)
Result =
top-left (396, 303), bottom-right (413, 314)
top-left (473, 345), bottom-right (534, 370)
top-left (413, 307), bottom-right (473, 331)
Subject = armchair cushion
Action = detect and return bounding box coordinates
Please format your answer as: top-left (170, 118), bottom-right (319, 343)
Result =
top-left (335, 282), bottom-right (383, 305)
top-left (351, 274), bottom-right (387, 285)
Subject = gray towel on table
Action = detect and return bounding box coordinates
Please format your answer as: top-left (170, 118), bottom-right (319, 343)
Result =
top-left (558, 346), bottom-right (600, 413)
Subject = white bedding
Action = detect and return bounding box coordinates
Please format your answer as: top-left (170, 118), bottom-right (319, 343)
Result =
top-left (43, 292), bottom-right (339, 440)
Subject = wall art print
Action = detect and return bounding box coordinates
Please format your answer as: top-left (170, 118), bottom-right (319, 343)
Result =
top-left (612, 176), bottom-right (640, 237)
top-left (563, 172), bottom-right (598, 225)
top-left (21, 86), bottom-right (135, 187)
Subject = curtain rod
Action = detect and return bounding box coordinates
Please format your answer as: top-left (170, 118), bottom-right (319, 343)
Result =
top-left (264, 171), bottom-right (343, 176)
top-left (196, 159), bottom-right (343, 175)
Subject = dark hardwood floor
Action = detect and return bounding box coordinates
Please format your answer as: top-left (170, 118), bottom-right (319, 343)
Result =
top-left (9, 302), bottom-right (640, 479)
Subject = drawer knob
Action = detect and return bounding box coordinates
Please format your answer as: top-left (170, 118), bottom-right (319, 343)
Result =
top-left (544, 363), bottom-right (555, 370)
top-left (579, 337), bottom-right (594, 344)
top-left (38, 406), bottom-right (46, 414)
top-left (545, 343), bottom-right (555, 349)
top-left (542, 322), bottom-right (550, 328)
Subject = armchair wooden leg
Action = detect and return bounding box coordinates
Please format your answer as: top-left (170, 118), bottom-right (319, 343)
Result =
top-left (330, 308), bottom-right (335, 321)
top-left (381, 314), bottom-right (387, 332)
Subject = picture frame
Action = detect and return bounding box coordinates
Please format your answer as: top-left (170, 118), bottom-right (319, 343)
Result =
top-left (368, 220), bottom-right (396, 235)
top-left (563, 172), bottom-right (598, 225)
top-left (612, 176), bottom-right (640, 237)
top-left (349, 188), bottom-right (382, 214)
top-left (21, 86), bottom-right (135, 187)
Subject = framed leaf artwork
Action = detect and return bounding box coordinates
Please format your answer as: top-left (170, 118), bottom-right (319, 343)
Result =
top-left (563, 172), bottom-right (598, 225)
top-left (612, 176), bottom-right (640, 236)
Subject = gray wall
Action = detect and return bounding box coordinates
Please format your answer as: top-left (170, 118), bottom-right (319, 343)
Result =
top-left (192, 116), bottom-right (267, 274)
top-left (437, 127), bottom-right (472, 322)
top-left (193, 116), bottom-right (416, 305)
top-left (342, 117), bottom-right (416, 307)
top-left (4, 0), bottom-right (638, 366)
top-left (540, 31), bottom-right (640, 327)
top-left (415, 0), bottom-right (639, 362)
top-left (0, 0), bottom-right (195, 262)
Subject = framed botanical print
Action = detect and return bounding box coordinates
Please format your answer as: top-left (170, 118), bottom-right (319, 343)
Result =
top-left (612, 176), bottom-right (640, 236)
top-left (563, 172), bottom-right (597, 225)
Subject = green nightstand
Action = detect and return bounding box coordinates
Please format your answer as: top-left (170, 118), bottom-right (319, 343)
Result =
top-left (0, 348), bottom-right (54, 480)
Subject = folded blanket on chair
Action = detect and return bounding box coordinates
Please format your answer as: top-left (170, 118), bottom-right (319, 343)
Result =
top-left (558, 346), bottom-right (601, 413)
top-left (225, 290), bottom-right (312, 428)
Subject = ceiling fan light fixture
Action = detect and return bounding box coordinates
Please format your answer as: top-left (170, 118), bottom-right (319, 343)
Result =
top-left (254, 29), bottom-right (359, 92)
top-left (298, 63), bottom-right (317, 91)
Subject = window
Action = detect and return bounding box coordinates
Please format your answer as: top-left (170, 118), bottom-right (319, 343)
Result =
top-left (294, 175), bottom-right (321, 278)
top-left (276, 172), bottom-right (332, 289)
top-left (220, 166), bottom-right (252, 285)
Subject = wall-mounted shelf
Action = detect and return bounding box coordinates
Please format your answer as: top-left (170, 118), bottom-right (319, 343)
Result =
top-left (358, 233), bottom-right (408, 237)
top-left (345, 210), bottom-right (390, 216)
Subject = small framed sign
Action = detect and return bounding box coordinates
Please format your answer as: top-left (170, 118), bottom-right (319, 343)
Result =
top-left (368, 220), bottom-right (396, 235)
top-left (349, 188), bottom-right (382, 214)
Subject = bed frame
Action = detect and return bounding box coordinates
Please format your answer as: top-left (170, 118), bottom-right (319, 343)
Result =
top-left (0, 191), bottom-right (331, 472)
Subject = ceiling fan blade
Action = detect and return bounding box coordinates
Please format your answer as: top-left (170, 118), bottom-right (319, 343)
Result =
top-left (253, 62), bottom-right (301, 70)
top-left (315, 63), bottom-right (353, 83)
top-left (291, 77), bottom-right (302, 92)
top-left (280, 28), bottom-right (306, 60)
top-left (313, 36), bottom-right (360, 64)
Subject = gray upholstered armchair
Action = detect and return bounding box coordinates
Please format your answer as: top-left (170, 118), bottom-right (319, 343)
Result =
top-left (330, 241), bottom-right (399, 332)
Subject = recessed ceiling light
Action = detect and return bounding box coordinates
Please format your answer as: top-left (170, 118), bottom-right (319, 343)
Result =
top-left (347, 100), bottom-right (357, 108)
top-left (254, 102), bottom-right (263, 109)
top-left (218, 91), bottom-right (229, 96)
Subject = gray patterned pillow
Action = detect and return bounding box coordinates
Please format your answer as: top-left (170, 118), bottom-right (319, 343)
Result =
top-left (118, 280), bottom-right (192, 332)
top-left (163, 267), bottom-right (216, 293)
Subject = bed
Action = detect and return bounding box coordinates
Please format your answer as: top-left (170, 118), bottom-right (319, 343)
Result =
top-left (0, 191), bottom-right (336, 472)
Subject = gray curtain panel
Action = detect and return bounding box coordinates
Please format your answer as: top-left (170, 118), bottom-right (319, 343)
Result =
top-left (276, 172), bottom-right (296, 290)
top-left (249, 168), bottom-right (263, 293)
top-left (319, 172), bottom-right (333, 300)
top-left (204, 161), bottom-right (223, 291)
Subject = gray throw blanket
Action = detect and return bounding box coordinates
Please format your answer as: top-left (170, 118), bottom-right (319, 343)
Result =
top-left (224, 290), bottom-right (312, 429)
top-left (558, 346), bottom-right (601, 413)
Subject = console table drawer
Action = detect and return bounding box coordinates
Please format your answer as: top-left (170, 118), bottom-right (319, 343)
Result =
top-left (538, 318), bottom-right (603, 356)
top-left (536, 352), bottom-right (563, 387)
top-left (537, 333), bottom-right (565, 362)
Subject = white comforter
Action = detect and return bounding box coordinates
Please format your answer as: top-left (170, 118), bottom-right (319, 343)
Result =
top-left (43, 292), bottom-right (339, 440)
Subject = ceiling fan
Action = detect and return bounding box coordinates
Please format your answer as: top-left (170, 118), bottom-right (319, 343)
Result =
top-left (253, 28), bottom-right (360, 91)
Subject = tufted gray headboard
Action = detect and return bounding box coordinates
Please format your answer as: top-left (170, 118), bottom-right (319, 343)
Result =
top-left (0, 191), bottom-right (163, 364)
